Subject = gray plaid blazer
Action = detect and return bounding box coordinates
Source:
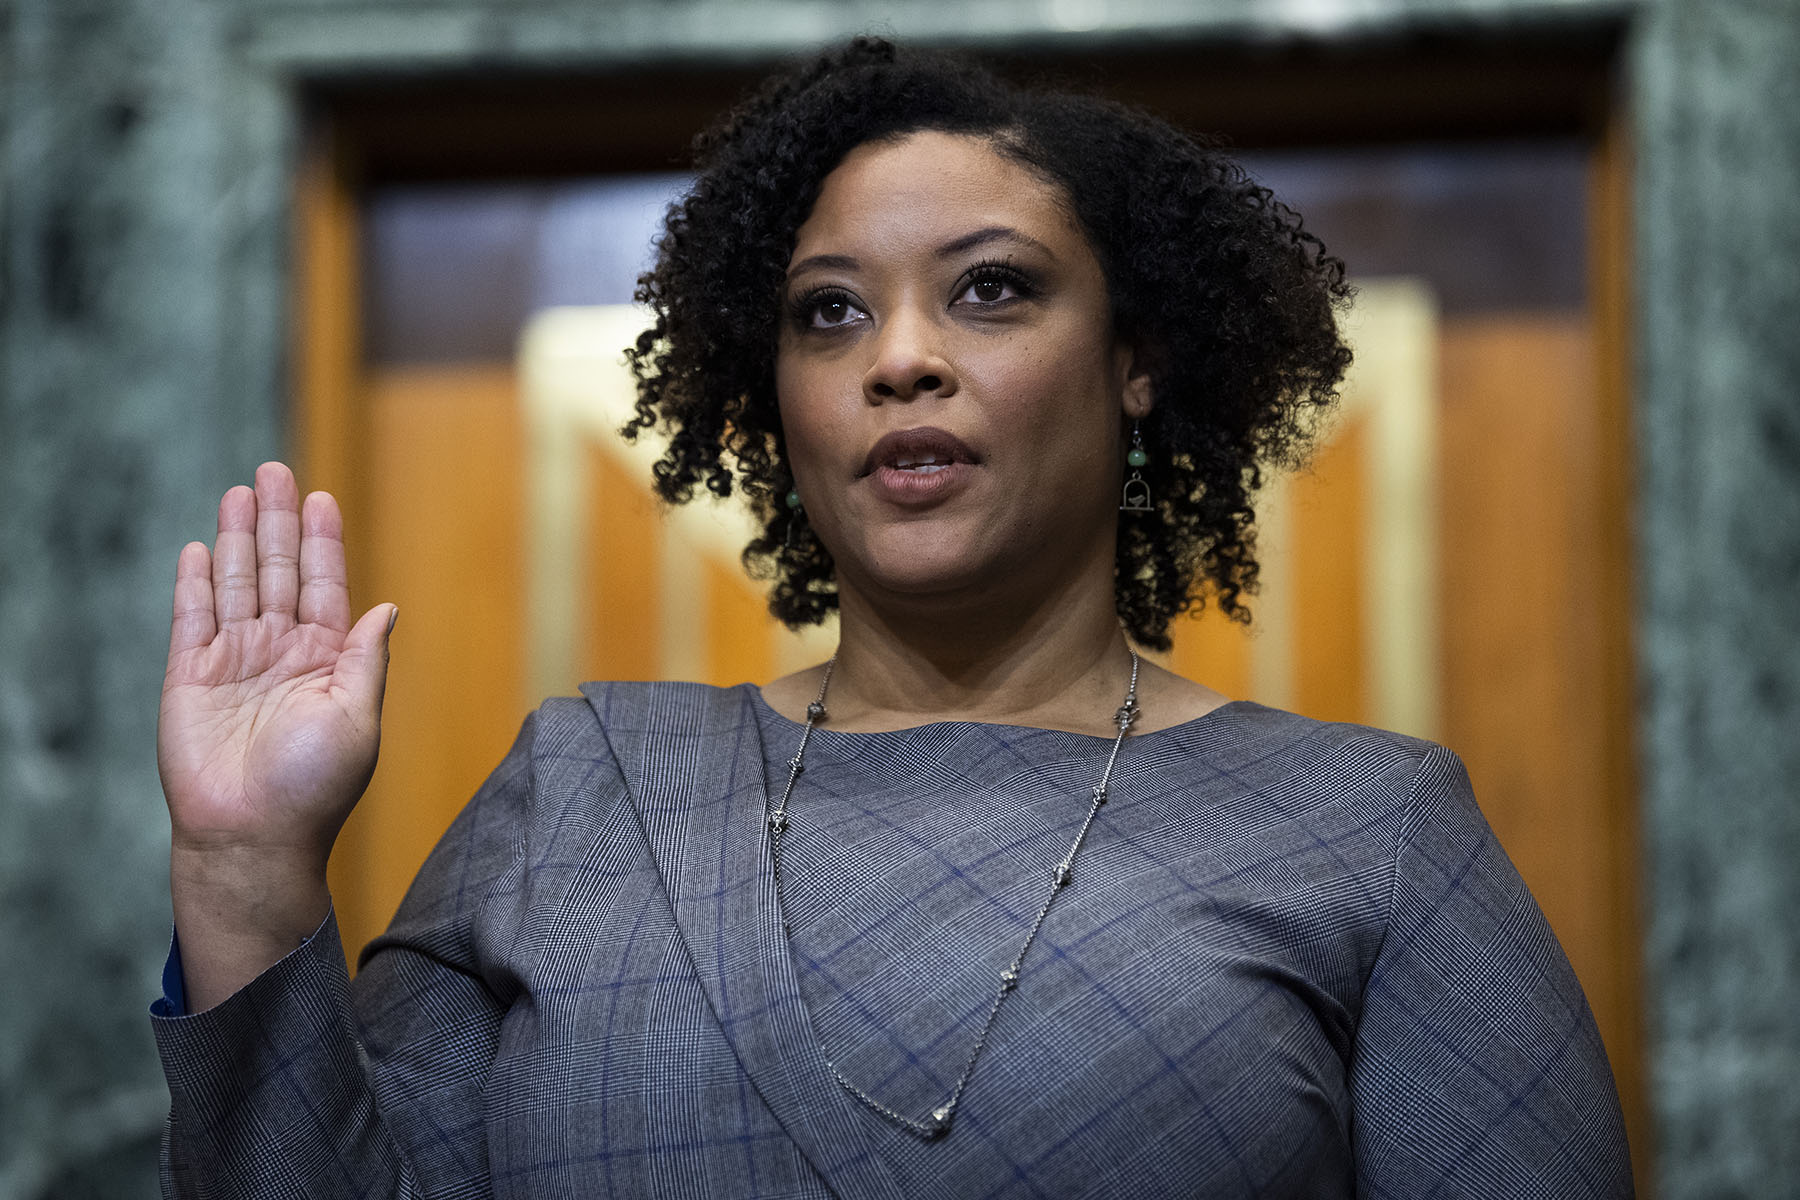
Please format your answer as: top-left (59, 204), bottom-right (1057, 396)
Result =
top-left (152, 682), bottom-right (1631, 1198)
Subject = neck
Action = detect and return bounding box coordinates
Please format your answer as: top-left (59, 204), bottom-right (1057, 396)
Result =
top-left (821, 561), bottom-right (1135, 734)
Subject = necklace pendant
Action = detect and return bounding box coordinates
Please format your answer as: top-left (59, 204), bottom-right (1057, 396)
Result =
top-left (928, 1105), bottom-right (954, 1135)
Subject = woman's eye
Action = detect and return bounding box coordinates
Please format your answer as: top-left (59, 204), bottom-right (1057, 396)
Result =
top-left (803, 293), bottom-right (866, 329)
top-left (955, 269), bottom-right (1027, 307)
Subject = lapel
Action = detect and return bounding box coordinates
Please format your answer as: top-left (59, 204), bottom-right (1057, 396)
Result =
top-left (584, 681), bottom-right (906, 1200)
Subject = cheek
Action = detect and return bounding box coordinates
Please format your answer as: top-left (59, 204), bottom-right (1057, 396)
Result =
top-left (972, 333), bottom-right (1122, 445)
top-left (774, 357), bottom-right (828, 467)
top-left (774, 388), bottom-right (850, 499)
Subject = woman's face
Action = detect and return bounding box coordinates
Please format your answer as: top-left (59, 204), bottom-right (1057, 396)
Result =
top-left (775, 130), bottom-right (1150, 613)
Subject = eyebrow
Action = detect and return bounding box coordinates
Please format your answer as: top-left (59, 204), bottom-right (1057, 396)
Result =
top-left (936, 226), bottom-right (1056, 260)
top-left (786, 253), bottom-right (861, 280)
top-left (785, 226), bottom-right (1058, 282)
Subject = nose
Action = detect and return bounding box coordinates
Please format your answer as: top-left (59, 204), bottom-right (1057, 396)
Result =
top-left (863, 305), bottom-right (957, 405)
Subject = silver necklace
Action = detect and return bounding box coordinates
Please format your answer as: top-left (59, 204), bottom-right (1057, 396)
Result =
top-left (767, 650), bottom-right (1142, 1139)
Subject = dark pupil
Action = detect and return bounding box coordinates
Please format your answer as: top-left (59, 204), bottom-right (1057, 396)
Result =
top-left (822, 299), bottom-right (846, 322)
top-left (975, 279), bottom-right (1004, 301)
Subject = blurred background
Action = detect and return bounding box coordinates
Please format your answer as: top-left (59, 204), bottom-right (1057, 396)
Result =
top-left (2, 0), bottom-right (1796, 1196)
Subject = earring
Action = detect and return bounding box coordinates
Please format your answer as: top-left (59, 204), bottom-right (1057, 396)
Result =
top-left (1119, 421), bottom-right (1152, 513)
top-left (784, 489), bottom-right (805, 549)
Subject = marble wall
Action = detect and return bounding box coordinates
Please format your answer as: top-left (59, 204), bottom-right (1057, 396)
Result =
top-left (1, 0), bottom-right (1795, 1195)
top-left (1633, 0), bottom-right (1800, 1193)
top-left (1, 1), bottom-right (285, 1194)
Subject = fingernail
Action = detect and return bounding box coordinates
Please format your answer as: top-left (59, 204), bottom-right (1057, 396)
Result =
top-left (385, 606), bottom-right (399, 637)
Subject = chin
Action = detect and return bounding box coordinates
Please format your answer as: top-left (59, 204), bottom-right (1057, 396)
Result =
top-left (858, 557), bottom-right (990, 601)
top-left (838, 535), bottom-right (997, 603)
top-left (846, 528), bottom-right (1060, 611)
top-left (826, 507), bottom-right (1099, 609)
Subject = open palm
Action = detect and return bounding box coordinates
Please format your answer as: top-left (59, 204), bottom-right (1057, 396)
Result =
top-left (158, 463), bottom-right (394, 864)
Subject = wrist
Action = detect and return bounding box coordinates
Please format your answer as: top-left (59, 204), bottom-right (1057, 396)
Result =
top-left (170, 824), bottom-right (331, 876)
top-left (170, 846), bottom-right (334, 1013)
top-left (170, 843), bottom-right (331, 945)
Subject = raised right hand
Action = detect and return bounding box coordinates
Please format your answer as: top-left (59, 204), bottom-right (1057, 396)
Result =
top-left (158, 464), bottom-right (394, 1007)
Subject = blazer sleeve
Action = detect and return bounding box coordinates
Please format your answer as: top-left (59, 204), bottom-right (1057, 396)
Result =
top-left (151, 708), bottom-right (543, 1200)
top-left (1347, 746), bottom-right (1635, 1199)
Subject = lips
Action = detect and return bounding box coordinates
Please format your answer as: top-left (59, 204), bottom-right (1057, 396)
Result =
top-left (857, 426), bottom-right (981, 506)
top-left (858, 427), bottom-right (980, 477)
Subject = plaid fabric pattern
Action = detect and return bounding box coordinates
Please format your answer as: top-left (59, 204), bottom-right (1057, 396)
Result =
top-left (151, 682), bottom-right (1631, 1198)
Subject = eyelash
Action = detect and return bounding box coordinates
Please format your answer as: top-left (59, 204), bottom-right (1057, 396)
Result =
top-left (786, 258), bottom-right (1039, 331)
top-left (957, 258), bottom-right (1036, 306)
top-left (787, 286), bottom-right (862, 330)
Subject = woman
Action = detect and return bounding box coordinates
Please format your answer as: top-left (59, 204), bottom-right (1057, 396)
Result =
top-left (152, 39), bottom-right (1631, 1198)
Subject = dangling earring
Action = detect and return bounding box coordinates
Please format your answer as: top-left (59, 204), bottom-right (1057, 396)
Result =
top-left (784, 489), bottom-right (805, 549)
top-left (1119, 421), bottom-right (1152, 513)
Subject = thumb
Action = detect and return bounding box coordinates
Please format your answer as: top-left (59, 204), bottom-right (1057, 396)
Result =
top-left (337, 603), bottom-right (397, 718)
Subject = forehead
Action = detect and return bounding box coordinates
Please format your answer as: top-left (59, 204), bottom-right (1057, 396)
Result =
top-left (789, 130), bottom-right (1086, 263)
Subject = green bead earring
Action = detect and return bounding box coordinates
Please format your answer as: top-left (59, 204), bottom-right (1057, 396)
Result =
top-left (1120, 421), bottom-right (1152, 513)
top-left (784, 489), bottom-right (805, 548)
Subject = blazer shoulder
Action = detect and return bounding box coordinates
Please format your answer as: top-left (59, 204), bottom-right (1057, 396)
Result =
top-left (1225, 700), bottom-right (1448, 770)
top-left (1205, 702), bottom-right (1466, 827)
top-left (574, 679), bottom-right (759, 728)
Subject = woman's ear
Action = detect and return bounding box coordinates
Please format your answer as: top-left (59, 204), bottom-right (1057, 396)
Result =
top-left (1115, 342), bottom-right (1155, 420)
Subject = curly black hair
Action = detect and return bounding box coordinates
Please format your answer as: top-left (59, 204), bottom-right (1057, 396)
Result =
top-left (623, 37), bottom-right (1352, 650)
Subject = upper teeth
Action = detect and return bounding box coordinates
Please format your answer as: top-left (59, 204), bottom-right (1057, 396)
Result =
top-left (895, 454), bottom-right (946, 468)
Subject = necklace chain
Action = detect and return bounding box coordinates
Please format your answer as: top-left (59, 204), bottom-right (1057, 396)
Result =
top-left (766, 651), bottom-right (1142, 1139)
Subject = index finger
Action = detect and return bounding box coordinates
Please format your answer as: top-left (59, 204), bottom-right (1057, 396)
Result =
top-left (297, 490), bottom-right (352, 633)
